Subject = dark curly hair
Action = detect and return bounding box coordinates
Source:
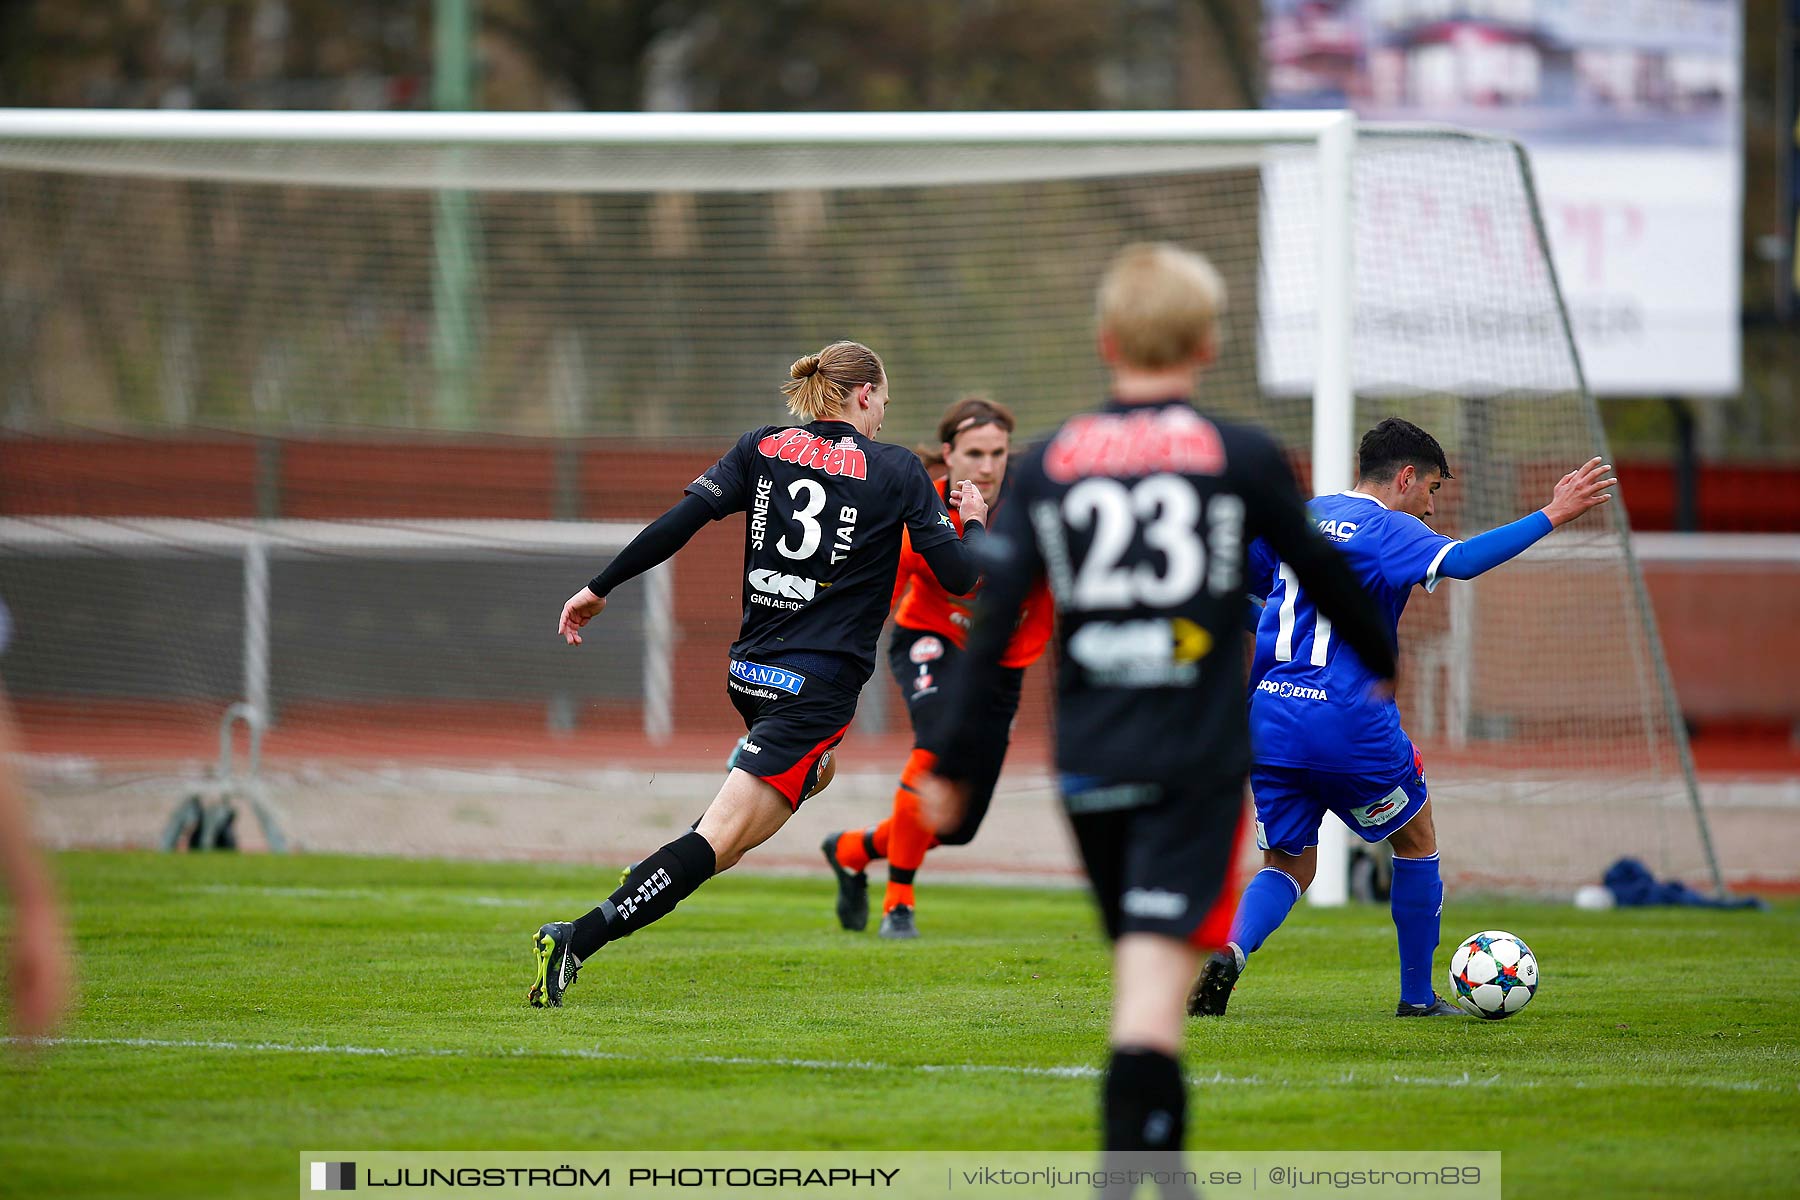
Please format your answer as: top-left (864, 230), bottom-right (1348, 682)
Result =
top-left (1357, 417), bottom-right (1453, 484)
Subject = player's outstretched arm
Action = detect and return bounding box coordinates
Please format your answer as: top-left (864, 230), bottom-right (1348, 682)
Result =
top-left (559, 493), bottom-right (714, 646)
top-left (1541, 457), bottom-right (1616, 528)
top-left (557, 588), bottom-right (607, 645)
top-left (1434, 457), bottom-right (1616, 585)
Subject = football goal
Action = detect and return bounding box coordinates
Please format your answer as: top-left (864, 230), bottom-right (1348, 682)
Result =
top-left (0, 108), bottom-right (1720, 897)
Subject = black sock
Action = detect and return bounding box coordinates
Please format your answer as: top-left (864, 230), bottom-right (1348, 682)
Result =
top-left (1102, 1047), bottom-right (1193, 1198)
top-left (1104, 1046), bottom-right (1186, 1150)
top-left (887, 866), bottom-right (916, 886)
top-left (570, 830), bottom-right (716, 960)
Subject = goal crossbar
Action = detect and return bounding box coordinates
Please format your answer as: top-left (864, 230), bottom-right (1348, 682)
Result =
top-left (0, 108), bottom-right (1353, 147)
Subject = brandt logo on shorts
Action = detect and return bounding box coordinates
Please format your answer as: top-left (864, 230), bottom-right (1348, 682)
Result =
top-left (729, 659), bottom-right (806, 695)
top-left (1350, 787), bottom-right (1410, 827)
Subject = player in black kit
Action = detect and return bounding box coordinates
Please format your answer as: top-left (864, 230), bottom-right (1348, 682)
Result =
top-left (529, 340), bottom-right (990, 1008)
top-left (919, 246), bottom-right (1398, 1182)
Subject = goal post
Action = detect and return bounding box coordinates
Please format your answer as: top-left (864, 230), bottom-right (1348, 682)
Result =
top-left (1306, 112), bottom-right (1358, 909)
top-left (0, 107), bottom-right (1719, 894)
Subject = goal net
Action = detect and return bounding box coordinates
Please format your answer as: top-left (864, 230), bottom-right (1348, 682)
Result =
top-left (0, 110), bottom-right (1721, 894)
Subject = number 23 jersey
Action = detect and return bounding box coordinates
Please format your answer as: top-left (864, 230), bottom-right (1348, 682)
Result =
top-left (979, 400), bottom-right (1338, 785)
top-left (684, 419), bottom-right (960, 687)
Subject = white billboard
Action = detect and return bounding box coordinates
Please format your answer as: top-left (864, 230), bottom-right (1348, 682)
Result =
top-left (1263, 0), bottom-right (1742, 396)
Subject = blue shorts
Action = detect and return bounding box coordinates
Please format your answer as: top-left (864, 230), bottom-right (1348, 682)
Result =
top-left (1249, 747), bottom-right (1429, 856)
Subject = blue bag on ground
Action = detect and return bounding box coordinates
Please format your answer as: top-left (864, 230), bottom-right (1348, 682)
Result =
top-left (1602, 858), bottom-right (1766, 909)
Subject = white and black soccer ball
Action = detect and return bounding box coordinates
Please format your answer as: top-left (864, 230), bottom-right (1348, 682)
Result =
top-left (1448, 929), bottom-right (1538, 1019)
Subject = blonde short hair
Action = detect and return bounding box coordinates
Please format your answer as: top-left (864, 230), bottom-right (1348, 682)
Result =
top-left (780, 341), bottom-right (886, 423)
top-left (1095, 243), bottom-right (1226, 370)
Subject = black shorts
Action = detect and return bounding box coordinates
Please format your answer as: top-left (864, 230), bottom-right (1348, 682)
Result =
top-left (1062, 774), bottom-right (1247, 946)
top-left (889, 624), bottom-right (1024, 846)
top-left (725, 656), bottom-right (858, 809)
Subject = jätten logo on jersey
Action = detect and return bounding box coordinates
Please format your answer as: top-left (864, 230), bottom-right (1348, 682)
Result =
top-left (757, 429), bottom-right (868, 479)
top-left (1043, 407), bottom-right (1225, 482)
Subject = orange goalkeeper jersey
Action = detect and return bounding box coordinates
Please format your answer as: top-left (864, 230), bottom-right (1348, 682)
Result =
top-left (891, 478), bottom-right (1054, 669)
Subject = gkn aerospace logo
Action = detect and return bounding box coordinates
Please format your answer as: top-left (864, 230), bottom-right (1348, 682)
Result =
top-left (757, 429), bottom-right (868, 479)
top-left (748, 568), bottom-right (819, 608)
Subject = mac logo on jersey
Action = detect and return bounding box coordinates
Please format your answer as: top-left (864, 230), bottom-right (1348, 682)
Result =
top-left (748, 569), bottom-right (818, 602)
top-left (1316, 518), bottom-right (1358, 541)
top-left (757, 429), bottom-right (868, 479)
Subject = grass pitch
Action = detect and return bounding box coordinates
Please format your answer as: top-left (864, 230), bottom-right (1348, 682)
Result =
top-left (3, 852), bottom-right (1796, 1198)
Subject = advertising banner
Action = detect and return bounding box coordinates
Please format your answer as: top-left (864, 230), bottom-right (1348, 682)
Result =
top-left (1263, 0), bottom-right (1742, 396)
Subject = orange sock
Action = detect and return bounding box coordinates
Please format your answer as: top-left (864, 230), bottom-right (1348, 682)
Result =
top-left (884, 748), bottom-right (941, 912)
top-left (835, 827), bottom-right (874, 874)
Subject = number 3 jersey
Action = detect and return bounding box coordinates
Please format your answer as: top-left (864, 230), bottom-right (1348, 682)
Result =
top-left (937, 398), bottom-right (1396, 787)
top-left (1246, 490), bottom-right (1458, 777)
top-left (685, 419), bottom-right (961, 688)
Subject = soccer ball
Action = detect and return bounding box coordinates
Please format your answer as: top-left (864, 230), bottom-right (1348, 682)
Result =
top-left (1448, 930), bottom-right (1538, 1019)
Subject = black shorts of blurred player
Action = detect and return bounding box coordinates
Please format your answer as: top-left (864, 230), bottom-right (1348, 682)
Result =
top-left (725, 653), bottom-right (860, 808)
top-left (826, 626), bottom-right (1023, 930)
top-left (891, 625), bottom-right (1022, 843)
top-left (1060, 774), bottom-right (1246, 950)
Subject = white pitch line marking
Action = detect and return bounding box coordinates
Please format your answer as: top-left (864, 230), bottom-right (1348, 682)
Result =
top-left (6, 1036), bottom-right (1794, 1093)
top-left (181, 884), bottom-right (539, 907)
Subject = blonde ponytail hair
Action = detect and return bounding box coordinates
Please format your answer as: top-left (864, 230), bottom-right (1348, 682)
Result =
top-left (780, 340), bottom-right (886, 423)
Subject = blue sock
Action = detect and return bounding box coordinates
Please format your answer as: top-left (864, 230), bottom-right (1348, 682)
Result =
top-left (1390, 852), bottom-right (1443, 1007)
top-left (1228, 868), bottom-right (1303, 958)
